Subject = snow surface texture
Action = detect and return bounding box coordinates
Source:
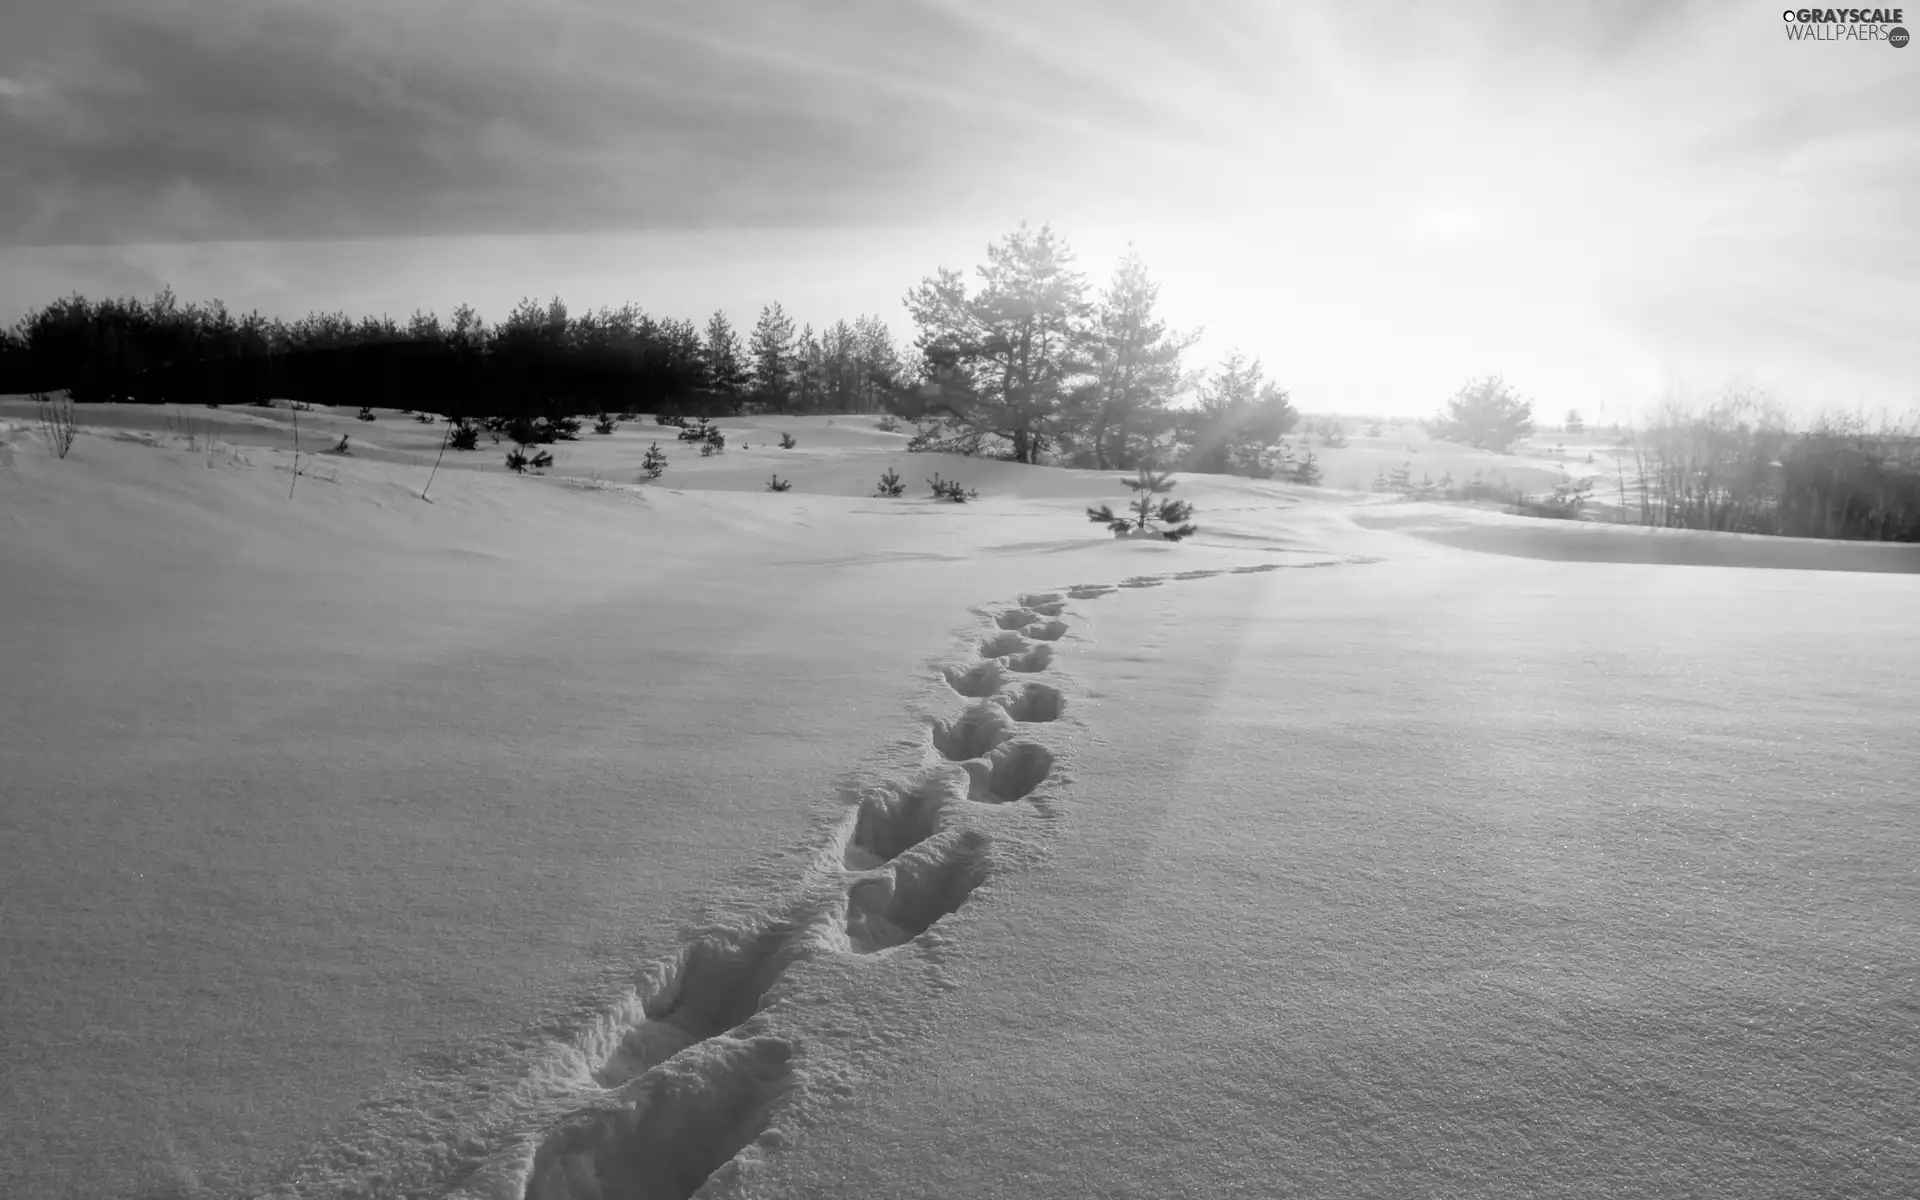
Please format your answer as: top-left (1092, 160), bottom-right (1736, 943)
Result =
top-left (2, 404), bottom-right (1916, 1199)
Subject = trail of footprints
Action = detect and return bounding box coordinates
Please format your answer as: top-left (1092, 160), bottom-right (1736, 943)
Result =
top-left (517, 559), bottom-right (1376, 1199)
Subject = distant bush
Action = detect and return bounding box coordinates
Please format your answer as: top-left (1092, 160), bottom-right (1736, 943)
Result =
top-left (767, 474), bottom-right (792, 491)
top-left (876, 414), bottom-right (901, 432)
top-left (593, 413), bottom-right (618, 435)
top-left (779, 431), bottom-right (797, 449)
top-left (357, 406), bottom-right (375, 421)
top-left (449, 420), bottom-right (480, 451)
top-left (656, 413), bottom-right (686, 427)
top-left (330, 434), bottom-right (352, 455)
top-left (414, 411), bottom-right (435, 423)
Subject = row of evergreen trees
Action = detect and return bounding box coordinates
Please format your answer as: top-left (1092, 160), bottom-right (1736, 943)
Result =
top-left (0, 291), bottom-right (903, 419)
top-left (0, 222), bottom-right (1307, 475)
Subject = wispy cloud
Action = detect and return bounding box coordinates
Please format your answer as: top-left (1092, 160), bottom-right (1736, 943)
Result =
top-left (2, 0), bottom-right (1914, 414)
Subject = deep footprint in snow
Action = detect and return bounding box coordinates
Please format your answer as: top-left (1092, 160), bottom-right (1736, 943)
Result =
top-left (1066, 584), bottom-right (1115, 600)
top-left (930, 705), bottom-right (1017, 762)
top-left (943, 660), bottom-right (1008, 698)
top-left (961, 741), bottom-right (1055, 805)
top-left (1003, 644), bottom-right (1054, 673)
top-left (1173, 569), bottom-right (1221, 580)
top-left (1119, 576), bottom-right (1164, 588)
top-left (1016, 594), bottom-right (1068, 616)
top-left (525, 1034), bottom-right (796, 1200)
top-left (979, 630), bottom-right (1030, 658)
top-left (594, 925), bottom-right (805, 1088)
top-left (1231, 563), bottom-right (1283, 574)
top-left (844, 830), bottom-right (991, 954)
top-left (845, 771), bottom-right (967, 869)
top-left (997, 682), bottom-right (1065, 723)
top-left (1022, 619), bottom-right (1069, 642)
top-left (994, 607), bottom-right (1041, 630)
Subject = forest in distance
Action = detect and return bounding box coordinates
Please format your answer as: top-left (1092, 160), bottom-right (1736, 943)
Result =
top-left (7, 222), bottom-right (1918, 542)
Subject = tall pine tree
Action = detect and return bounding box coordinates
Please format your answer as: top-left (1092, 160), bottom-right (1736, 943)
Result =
top-left (903, 222), bottom-right (1093, 464)
top-left (748, 302), bottom-right (796, 411)
top-left (703, 311), bottom-right (749, 402)
top-left (1083, 248), bottom-right (1199, 469)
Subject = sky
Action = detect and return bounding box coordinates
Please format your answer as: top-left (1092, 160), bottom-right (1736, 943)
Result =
top-left (1, 0), bottom-right (1916, 421)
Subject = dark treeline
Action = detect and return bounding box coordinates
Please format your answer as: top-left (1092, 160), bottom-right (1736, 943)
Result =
top-left (1614, 395), bottom-right (1920, 542)
top-left (0, 291), bottom-right (904, 419)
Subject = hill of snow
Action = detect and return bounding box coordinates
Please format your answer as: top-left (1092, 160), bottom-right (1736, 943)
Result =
top-left (2, 403), bottom-right (1914, 1200)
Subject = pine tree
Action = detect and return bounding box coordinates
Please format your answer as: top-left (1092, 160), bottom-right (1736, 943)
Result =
top-left (1434, 375), bottom-right (1535, 452)
top-left (1292, 447), bottom-right (1322, 485)
top-left (903, 222), bottom-right (1093, 464)
top-left (641, 441), bottom-right (668, 479)
top-left (1565, 407), bottom-right (1585, 434)
top-left (1087, 467), bottom-right (1199, 540)
top-left (1083, 248), bottom-right (1199, 469)
top-left (703, 311), bottom-right (749, 400)
top-left (1181, 351), bottom-right (1296, 475)
top-left (875, 468), bottom-right (905, 497)
top-left (748, 302), bottom-right (796, 410)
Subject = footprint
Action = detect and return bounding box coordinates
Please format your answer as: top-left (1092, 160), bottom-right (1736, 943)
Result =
top-left (1022, 620), bottom-right (1069, 642)
top-left (594, 925), bottom-right (804, 1088)
top-left (525, 1034), bottom-right (797, 1200)
top-left (1017, 594), bottom-right (1067, 616)
top-left (960, 742), bottom-right (1055, 805)
top-left (845, 771), bottom-right (966, 868)
top-left (930, 705), bottom-right (1016, 762)
top-left (1003, 644), bottom-right (1054, 673)
top-left (979, 630), bottom-right (1029, 658)
top-left (994, 607), bottom-right (1040, 630)
top-left (996, 682), bottom-right (1065, 723)
top-left (1118, 576), bottom-right (1163, 589)
top-left (1066, 584), bottom-right (1115, 600)
top-left (942, 660), bottom-right (1008, 698)
top-left (844, 830), bottom-right (990, 954)
top-left (1173, 569), bottom-right (1221, 580)
top-left (1231, 563), bottom-right (1282, 574)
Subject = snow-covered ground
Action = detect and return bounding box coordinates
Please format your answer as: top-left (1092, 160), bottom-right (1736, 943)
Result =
top-left (2, 403), bottom-right (1915, 1200)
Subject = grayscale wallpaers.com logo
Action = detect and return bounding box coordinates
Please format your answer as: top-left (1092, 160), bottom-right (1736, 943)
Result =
top-left (1782, 7), bottom-right (1910, 43)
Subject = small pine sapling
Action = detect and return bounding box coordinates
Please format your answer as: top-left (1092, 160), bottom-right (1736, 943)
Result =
top-left (1087, 467), bottom-right (1198, 540)
top-left (593, 414), bottom-right (618, 435)
top-left (779, 431), bottom-right (797, 449)
top-left (1292, 448), bottom-right (1322, 485)
top-left (506, 447), bottom-right (530, 473)
top-left (550, 415), bottom-right (582, 440)
top-left (357, 406), bottom-right (376, 421)
top-left (875, 468), bottom-right (906, 497)
top-left (700, 440), bottom-right (718, 457)
top-left (641, 442), bottom-right (668, 479)
top-left (449, 420), bottom-right (481, 450)
top-left (331, 434), bottom-right (353, 455)
top-left (767, 474), bottom-right (792, 491)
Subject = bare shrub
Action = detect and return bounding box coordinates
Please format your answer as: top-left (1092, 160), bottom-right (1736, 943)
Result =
top-left (34, 392), bottom-right (78, 459)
